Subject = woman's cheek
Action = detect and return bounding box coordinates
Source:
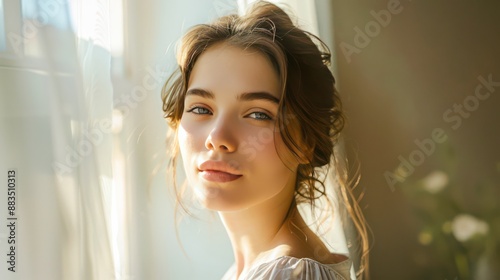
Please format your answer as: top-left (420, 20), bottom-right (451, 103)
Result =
top-left (177, 125), bottom-right (189, 151)
top-left (179, 118), bottom-right (205, 146)
top-left (178, 122), bottom-right (199, 163)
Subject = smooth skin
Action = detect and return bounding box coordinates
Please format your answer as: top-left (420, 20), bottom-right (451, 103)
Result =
top-left (178, 43), bottom-right (346, 279)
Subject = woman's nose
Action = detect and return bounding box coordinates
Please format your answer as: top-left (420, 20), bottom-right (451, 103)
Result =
top-left (204, 117), bottom-right (237, 153)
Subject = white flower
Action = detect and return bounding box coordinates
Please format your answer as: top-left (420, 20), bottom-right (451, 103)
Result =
top-left (451, 214), bottom-right (489, 242)
top-left (422, 171), bottom-right (448, 193)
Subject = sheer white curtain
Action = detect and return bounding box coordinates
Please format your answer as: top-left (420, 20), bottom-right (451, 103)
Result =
top-left (1, 0), bottom-right (115, 279)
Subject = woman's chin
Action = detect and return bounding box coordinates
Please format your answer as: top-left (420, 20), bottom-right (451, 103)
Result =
top-left (194, 189), bottom-right (250, 212)
top-left (194, 186), bottom-right (229, 210)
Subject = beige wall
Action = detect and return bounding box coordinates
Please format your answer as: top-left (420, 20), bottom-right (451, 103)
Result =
top-left (327, 0), bottom-right (500, 278)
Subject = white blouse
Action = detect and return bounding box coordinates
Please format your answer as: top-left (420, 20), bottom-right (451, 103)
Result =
top-left (221, 256), bottom-right (352, 280)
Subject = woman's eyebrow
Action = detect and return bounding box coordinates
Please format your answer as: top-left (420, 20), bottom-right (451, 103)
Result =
top-left (238, 92), bottom-right (279, 105)
top-left (186, 88), bottom-right (280, 105)
top-left (186, 88), bottom-right (214, 99)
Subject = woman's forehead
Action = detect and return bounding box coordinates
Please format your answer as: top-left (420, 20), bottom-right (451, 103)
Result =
top-left (187, 43), bottom-right (281, 98)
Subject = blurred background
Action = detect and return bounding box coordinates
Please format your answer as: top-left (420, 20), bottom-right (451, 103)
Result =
top-left (0, 0), bottom-right (499, 279)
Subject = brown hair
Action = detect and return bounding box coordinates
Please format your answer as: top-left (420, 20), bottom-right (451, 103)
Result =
top-left (161, 1), bottom-right (369, 278)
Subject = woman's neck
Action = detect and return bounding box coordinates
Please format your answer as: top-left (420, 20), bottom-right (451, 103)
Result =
top-left (219, 198), bottom-right (344, 280)
top-left (218, 191), bottom-right (297, 278)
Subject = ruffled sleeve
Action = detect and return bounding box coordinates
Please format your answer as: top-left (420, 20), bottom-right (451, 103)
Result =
top-left (224, 256), bottom-right (352, 280)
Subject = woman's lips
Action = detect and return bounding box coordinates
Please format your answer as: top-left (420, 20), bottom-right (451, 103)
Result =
top-left (199, 170), bottom-right (242, 183)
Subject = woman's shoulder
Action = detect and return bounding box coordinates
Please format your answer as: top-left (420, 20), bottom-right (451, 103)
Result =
top-left (239, 254), bottom-right (352, 280)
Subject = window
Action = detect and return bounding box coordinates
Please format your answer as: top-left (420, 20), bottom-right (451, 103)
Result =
top-left (0, 0), bottom-right (6, 51)
top-left (21, 0), bottom-right (70, 29)
top-left (0, 0), bottom-right (22, 57)
top-left (0, 0), bottom-right (74, 58)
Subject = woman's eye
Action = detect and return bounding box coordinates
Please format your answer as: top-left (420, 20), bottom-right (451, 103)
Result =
top-left (248, 112), bottom-right (272, 120)
top-left (187, 106), bottom-right (211, 115)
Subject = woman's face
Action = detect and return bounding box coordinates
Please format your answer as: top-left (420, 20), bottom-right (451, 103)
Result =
top-left (178, 43), bottom-right (299, 211)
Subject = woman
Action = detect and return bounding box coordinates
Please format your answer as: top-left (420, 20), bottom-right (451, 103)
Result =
top-left (162, 1), bottom-right (369, 279)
